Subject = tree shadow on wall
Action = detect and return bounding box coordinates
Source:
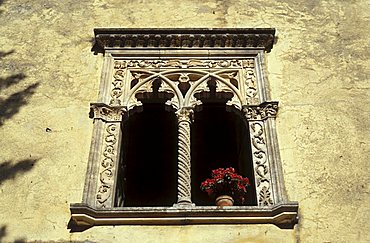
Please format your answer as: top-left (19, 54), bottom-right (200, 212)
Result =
top-left (0, 50), bottom-right (15, 59)
top-left (0, 81), bottom-right (39, 126)
top-left (0, 0), bottom-right (4, 15)
top-left (0, 159), bottom-right (39, 185)
top-left (0, 225), bottom-right (27, 243)
top-left (0, 50), bottom-right (40, 127)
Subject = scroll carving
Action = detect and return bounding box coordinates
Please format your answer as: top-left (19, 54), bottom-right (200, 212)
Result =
top-left (244, 67), bottom-right (258, 104)
top-left (96, 123), bottom-right (119, 208)
top-left (176, 108), bottom-right (193, 205)
top-left (249, 121), bottom-right (274, 206)
top-left (110, 69), bottom-right (125, 105)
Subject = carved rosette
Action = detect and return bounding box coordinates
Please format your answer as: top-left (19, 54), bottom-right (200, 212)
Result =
top-left (243, 102), bottom-right (278, 120)
top-left (248, 121), bottom-right (274, 206)
top-left (96, 123), bottom-right (120, 208)
top-left (176, 108), bottom-right (193, 205)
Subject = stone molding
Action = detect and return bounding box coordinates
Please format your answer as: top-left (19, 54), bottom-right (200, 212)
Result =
top-left (70, 202), bottom-right (298, 229)
top-left (93, 28), bottom-right (275, 53)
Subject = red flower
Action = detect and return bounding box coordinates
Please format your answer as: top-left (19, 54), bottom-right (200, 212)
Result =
top-left (200, 166), bottom-right (250, 205)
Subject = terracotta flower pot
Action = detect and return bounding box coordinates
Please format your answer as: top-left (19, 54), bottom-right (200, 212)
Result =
top-left (215, 195), bottom-right (234, 207)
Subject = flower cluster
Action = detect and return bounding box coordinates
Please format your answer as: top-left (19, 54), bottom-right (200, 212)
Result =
top-left (200, 167), bottom-right (250, 204)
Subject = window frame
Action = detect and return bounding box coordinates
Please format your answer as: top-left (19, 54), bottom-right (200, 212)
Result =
top-left (70, 28), bottom-right (298, 229)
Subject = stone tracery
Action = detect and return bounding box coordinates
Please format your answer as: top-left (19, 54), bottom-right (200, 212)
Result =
top-left (105, 58), bottom-right (277, 206)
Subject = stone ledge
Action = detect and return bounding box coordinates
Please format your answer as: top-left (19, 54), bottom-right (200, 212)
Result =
top-left (93, 28), bottom-right (276, 53)
top-left (70, 202), bottom-right (298, 229)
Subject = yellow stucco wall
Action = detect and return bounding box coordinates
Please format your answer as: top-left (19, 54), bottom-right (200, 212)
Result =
top-left (0, 0), bottom-right (369, 242)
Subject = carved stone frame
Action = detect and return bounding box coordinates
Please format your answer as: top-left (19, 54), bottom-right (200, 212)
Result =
top-left (70, 28), bottom-right (298, 229)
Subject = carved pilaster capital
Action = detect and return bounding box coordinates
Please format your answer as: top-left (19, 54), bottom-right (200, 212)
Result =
top-left (176, 107), bottom-right (194, 124)
top-left (90, 103), bottom-right (127, 122)
top-left (243, 101), bottom-right (278, 120)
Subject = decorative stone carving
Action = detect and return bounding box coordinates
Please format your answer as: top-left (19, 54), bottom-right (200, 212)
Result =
top-left (96, 58), bottom-right (277, 208)
top-left (249, 121), bottom-right (274, 206)
top-left (90, 103), bottom-right (126, 122)
top-left (72, 28), bottom-right (300, 228)
top-left (243, 102), bottom-right (279, 120)
top-left (110, 69), bottom-right (125, 106)
top-left (176, 107), bottom-right (193, 205)
top-left (93, 28), bottom-right (275, 53)
top-left (96, 123), bottom-right (120, 208)
top-left (125, 68), bottom-right (245, 111)
top-left (113, 59), bottom-right (255, 69)
top-left (244, 68), bottom-right (258, 104)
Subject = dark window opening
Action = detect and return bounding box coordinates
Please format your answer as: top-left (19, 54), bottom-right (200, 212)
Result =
top-left (191, 102), bottom-right (257, 206)
top-left (116, 100), bottom-right (178, 207)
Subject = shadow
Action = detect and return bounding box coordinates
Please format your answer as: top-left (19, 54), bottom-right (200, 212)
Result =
top-left (67, 218), bottom-right (92, 232)
top-left (0, 73), bottom-right (26, 91)
top-left (0, 226), bottom-right (5, 241)
top-left (91, 37), bottom-right (103, 55)
top-left (0, 0), bottom-right (4, 15)
top-left (0, 225), bottom-right (26, 243)
top-left (0, 82), bottom-right (39, 126)
top-left (0, 49), bottom-right (40, 127)
top-left (0, 159), bottom-right (38, 185)
top-left (0, 50), bottom-right (15, 59)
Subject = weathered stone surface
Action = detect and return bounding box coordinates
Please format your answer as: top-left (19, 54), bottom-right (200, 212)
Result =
top-left (0, 0), bottom-right (369, 242)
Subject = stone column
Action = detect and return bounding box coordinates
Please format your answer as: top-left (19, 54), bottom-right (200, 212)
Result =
top-left (175, 107), bottom-right (194, 206)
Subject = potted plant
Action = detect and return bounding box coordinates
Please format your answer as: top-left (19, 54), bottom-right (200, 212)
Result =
top-left (200, 167), bottom-right (250, 206)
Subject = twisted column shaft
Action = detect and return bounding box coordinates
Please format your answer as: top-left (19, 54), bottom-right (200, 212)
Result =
top-left (176, 108), bottom-right (193, 206)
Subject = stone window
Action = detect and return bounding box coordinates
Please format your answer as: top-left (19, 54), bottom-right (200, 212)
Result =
top-left (70, 28), bottom-right (298, 229)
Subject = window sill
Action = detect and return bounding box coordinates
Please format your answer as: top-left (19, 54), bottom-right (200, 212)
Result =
top-left (70, 202), bottom-right (298, 229)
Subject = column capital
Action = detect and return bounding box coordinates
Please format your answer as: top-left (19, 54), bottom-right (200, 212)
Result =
top-left (176, 107), bottom-right (194, 123)
top-left (90, 103), bottom-right (127, 122)
top-left (242, 101), bottom-right (278, 121)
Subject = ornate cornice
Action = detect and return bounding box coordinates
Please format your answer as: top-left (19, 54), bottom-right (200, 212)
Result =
top-left (243, 101), bottom-right (278, 120)
top-left (93, 28), bottom-right (275, 53)
top-left (90, 103), bottom-right (127, 122)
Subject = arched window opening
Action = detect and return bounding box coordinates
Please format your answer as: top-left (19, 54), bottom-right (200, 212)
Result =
top-left (116, 94), bottom-right (178, 207)
top-left (191, 101), bottom-right (257, 206)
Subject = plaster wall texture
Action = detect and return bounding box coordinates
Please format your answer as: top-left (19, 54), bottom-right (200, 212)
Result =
top-left (0, 0), bottom-right (369, 242)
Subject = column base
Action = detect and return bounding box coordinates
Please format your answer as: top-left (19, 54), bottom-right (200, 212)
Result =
top-left (173, 198), bottom-right (195, 208)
